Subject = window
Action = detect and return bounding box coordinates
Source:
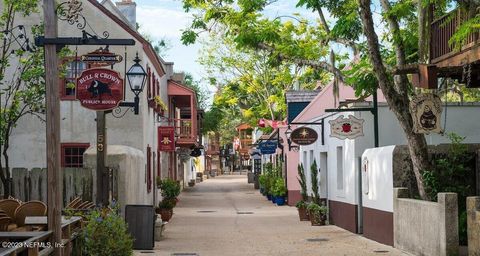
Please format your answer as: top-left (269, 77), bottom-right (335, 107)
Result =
top-left (61, 143), bottom-right (90, 167)
top-left (62, 59), bottom-right (87, 99)
top-left (336, 146), bottom-right (344, 190)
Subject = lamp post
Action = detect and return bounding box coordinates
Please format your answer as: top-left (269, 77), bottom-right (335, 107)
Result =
top-left (97, 53), bottom-right (147, 206)
top-left (118, 52), bottom-right (147, 115)
top-left (284, 125), bottom-right (293, 151)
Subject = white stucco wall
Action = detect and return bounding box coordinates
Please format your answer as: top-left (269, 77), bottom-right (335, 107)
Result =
top-left (361, 146), bottom-right (395, 212)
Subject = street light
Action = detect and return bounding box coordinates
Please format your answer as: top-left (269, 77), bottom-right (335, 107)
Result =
top-left (117, 52), bottom-right (147, 115)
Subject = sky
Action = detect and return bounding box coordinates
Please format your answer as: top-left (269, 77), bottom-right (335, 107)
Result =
top-left (135, 0), bottom-right (319, 84)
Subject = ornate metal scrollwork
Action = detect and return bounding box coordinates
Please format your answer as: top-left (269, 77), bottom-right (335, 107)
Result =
top-left (56, 0), bottom-right (109, 39)
top-left (1, 25), bottom-right (35, 53)
top-left (56, 0), bottom-right (86, 30)
top-left (110, 106), bottom-right (134, 118)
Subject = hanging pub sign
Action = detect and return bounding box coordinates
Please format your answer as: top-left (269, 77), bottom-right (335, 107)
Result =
top-left (76, 68), bottom-right (124, 111)
top-left (410, 93), bottom-right (443, 134)
top-left (329, 115), bottom-right (365, 140)
top-left (258, 140), bottom-right (277, 155)
top-left (158, 126), bottom-right (175, 151)
top-left (290, 127), bottom-right (318, 145)
top-left (81, 48), bottom-right (123, 67)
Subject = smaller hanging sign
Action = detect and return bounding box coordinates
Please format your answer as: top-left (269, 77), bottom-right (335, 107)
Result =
top-left (258, 140), bottom-right (277, 155)
top-left (290, 127), bottom-right (318, 145)
top-left (410, 93), bottom-right (443, 134)
top-left (76, 68), bottom-right (124, 111)
top-left (329, 115), bottom-right (365, 140)
top-left (158, 126), bottom-right (175, 151)
top-left (81, 48), bottom-right (123, 67)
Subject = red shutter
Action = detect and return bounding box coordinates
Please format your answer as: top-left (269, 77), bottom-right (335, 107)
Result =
top-left (147, 146), bottom-right (152, 193)
top-left (147, 67), bottom-right (151, 99)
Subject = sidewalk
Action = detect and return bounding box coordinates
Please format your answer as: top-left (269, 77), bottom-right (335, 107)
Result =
top-left (135, 175), bottom-right (410, 256)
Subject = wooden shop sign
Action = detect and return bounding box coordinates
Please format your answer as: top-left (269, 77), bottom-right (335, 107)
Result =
top-left (290, 127), bottom-right (318, 145)
top-left (76, 68), bottom-right (124, 111)
top-left (158, 126), bottom-right (175, 151)
top-left (410, 93), bottom-right (443, 134)
top-left (81, 48), bottom-right (123, 67)
top-left (329, 115), bottom-right (365, 140)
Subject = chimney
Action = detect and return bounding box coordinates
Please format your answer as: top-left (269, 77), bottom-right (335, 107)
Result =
top-left (115, 0), bottom-right (137, 29)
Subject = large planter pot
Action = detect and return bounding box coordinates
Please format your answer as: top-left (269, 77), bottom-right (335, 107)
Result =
top-left (267, 194), bottom-right (272, 201)
top-left (271, 196), bottom-right (276, 204)
top-left (159, 208), bottom-right (173, 222)
top-left (275, 196), bottom-right (285, 206)
top-left (259, 187), bottom-right (265, 195)
top-left (297, 207), bottom-right (309, 221)
top-left (188, 180), bottom-right (195, 187)
top-left (309, 210), bottom-right (326, 226)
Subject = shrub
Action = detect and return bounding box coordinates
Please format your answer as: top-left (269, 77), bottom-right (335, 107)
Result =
top-left (158, 178), bottom-right (181, 199)
top-left (307, 202), bottom-right (327, 218)
top-left (296, 200), bottom-right (307, 209)
top-left (310, 160), bottom-right (320, 204)
top-left (158, 198), bottom-right (176, 210)
top-left (81, 204), bottom-right (133, 256)
top-left (272, 178), bottom-right (287, 197)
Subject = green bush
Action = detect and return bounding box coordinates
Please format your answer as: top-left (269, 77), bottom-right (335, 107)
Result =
top-left (307, 202), bottom-right (327, 218)
top-left (81, 205), bottom-right (133, 256)
top-left (158, 198), bottom-right (176, 210)
top-left (158, 178), bottom-right (181, 199)
top-left (422, 132), bottom-right (475, 245)
top-left (258, 174), bottom-right (267, 188)
top-left (272, 178), bottom-right (287, 197)
top-left (295, 200), bottom-right (307, 209)
top-left (310, 160), bottom-right (321, 204)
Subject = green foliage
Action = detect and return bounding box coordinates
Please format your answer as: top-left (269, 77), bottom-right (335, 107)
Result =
top-left (81, 205), bottom-right (133, 256)
top-left (258, 174), bottom-right (267, 188)
top-left (310, 160), bottom-right (320, 205)
top-left (271, 178), bottom-right (287, 197)
top-left (306, 202), bottom-right (327, 217)
top-left (158, 198), bottom-right (176, 210)
top-left (295, 200), bottom-right (307, 209)
top-left (421, 132), bottom-right (475, 245)
top-left (297, 164), bottom-right (308, 201)
top-left (158, 178), bottom-right (181, 199)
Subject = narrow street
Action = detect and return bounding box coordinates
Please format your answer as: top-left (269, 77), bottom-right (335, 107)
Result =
top-left (135, 175), bottom-right (408, 256)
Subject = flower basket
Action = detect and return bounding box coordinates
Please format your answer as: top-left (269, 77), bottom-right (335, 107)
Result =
top-left (159, 208), bottom-right (173, 222)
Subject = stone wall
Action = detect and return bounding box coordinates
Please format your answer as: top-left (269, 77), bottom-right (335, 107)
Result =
top-left (467, 196), bottom-right (480, 256)
top-left (393, 188), bottom-right (458, 256)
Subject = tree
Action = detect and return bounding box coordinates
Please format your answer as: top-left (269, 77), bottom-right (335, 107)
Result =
top-left (0, 0), bottom-right (49, 197)
top-left (179, 0), bottom-right (459, 199)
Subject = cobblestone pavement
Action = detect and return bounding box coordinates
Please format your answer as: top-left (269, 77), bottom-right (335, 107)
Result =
top-left (134, 175), bottom-right (410, 256)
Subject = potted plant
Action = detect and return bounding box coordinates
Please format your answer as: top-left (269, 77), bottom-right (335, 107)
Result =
top-left (272, 178), bottom-right (287, 206)
top-left (296, 201), bottom-right (309, 221)
top-left (156, 176), bottom-right (162, 189)
top-left (188, 179), bottom-right (195, 187)
top-left (158, 178), bottom-right (181, 200)
top-left (157, 198), bottom-right (175, 222)
top-left (258, 174), bottom-right (266, 195)
top-left (307, 202), bottom-right (327, 226)
top-left (296, 164), bottom-right (309, 221)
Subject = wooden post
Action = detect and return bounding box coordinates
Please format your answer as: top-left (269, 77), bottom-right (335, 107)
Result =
top-left (96, 111), bottom-right (109, 205)
top-left (43, 0), bottom-right (62, 255)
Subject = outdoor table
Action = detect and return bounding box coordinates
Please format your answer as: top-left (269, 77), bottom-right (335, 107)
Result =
top-left (24, 216), bottom-right (81, 227)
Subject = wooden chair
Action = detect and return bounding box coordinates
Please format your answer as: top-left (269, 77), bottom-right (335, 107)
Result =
top-left (13, 200), bottom-right (47, 227)
top-left (0, 217), bottom-right (11, 231)
top-left (83, 202), bottom-right (95, 209)
top-left (66, 197), bottom-right (81, 209)
top-left (0, 199), bottom-right (21, 219)
top-left (76, 201), bottom-right (91, 209)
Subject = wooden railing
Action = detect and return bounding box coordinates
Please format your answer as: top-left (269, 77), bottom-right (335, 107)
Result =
top-left (431, 9), bottom-right (479, 62)
top-left (176, 119), bottom-right (192, 138)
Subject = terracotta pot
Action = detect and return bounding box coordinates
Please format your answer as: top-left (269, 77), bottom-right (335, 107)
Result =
top-left (297, 207), bottom-right (309, 221)
top-left (159, 208), bottom-right (173, 222)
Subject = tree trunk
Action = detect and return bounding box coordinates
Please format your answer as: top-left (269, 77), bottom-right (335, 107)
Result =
top-left (358, 0), bottom-right (431, 200)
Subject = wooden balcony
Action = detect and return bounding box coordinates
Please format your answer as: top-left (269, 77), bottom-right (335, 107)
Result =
top-left (430, 9), bottom-right (480, 67)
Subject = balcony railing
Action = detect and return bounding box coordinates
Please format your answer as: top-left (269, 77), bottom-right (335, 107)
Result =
top-left (431, 9), bottom-right (479, 62)
top-left (175, 119), bottom-right (192, 139)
